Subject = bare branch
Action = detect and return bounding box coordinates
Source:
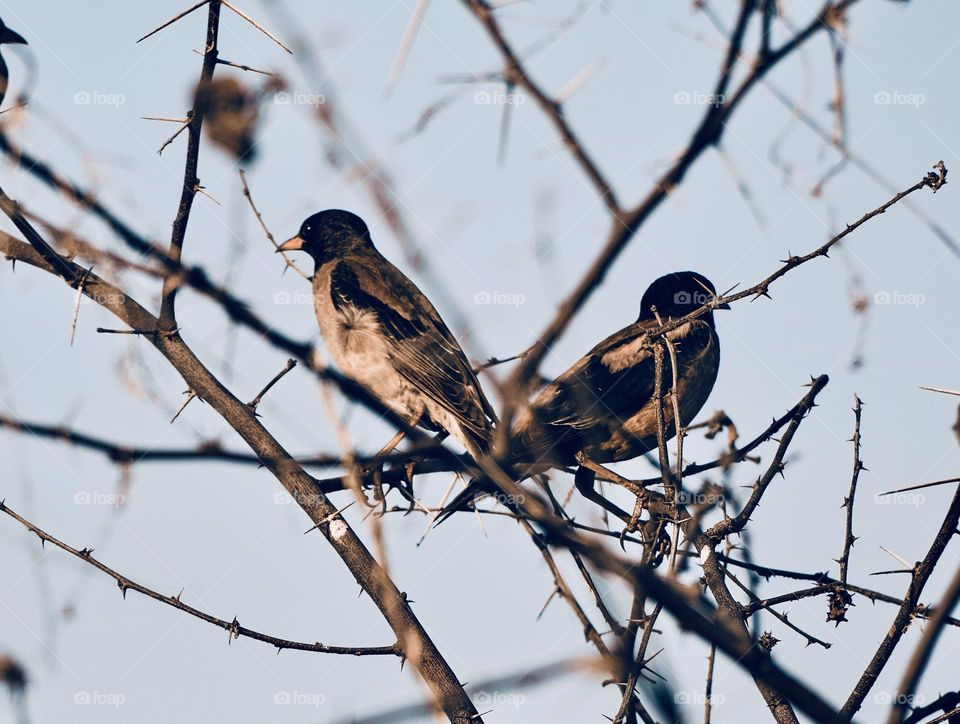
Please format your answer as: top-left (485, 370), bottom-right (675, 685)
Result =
top-left (0, 501), bottom-right (400, 657)
top-left (838, 396), bottom-right (864, 585)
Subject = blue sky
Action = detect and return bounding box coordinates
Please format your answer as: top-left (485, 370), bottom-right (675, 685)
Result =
top-left (1, 1), bottom-right (959, 722)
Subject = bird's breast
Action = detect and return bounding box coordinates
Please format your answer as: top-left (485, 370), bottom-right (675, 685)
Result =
top-left (313, 269), bottom-right (387, 372)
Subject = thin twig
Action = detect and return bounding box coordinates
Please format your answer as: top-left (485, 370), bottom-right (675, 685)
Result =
top-left (838, 396), bottom-right (864, 585)
top-left (137, 0), bottom-right (212, 44)
top-left (246, 359), bottom-right (296, 411)
top-left (158, 1), bottom-right (222, 329)
top-left (220, 0), bottom-right (292, 53)
top-left (238, 168), bottom-right (308, 279)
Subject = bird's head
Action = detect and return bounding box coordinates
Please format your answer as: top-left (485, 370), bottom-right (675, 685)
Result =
top-left (637, 271), bottom-right (730, 324)
top-left (0, 19), bottom-right (27, 46)
top-left (277, 209), bottom-right (371, 265)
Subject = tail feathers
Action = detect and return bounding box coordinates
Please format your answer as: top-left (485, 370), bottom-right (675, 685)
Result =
top-left (433, 477), bottom-right (492, 526)
top-left (434, 472), bottom-right (533, 526)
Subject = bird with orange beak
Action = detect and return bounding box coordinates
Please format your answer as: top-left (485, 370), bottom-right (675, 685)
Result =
top-left (278, 210), bottom-right (497, 463)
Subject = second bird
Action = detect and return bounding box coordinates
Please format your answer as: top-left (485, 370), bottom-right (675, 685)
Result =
top-left (278, 210), bottom-right (497, 461)
top-left (438, 271), bottom-right (728, 521)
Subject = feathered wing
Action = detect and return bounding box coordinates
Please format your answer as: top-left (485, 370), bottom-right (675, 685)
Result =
top-left (330, 257), bottom-right (496, 451)
top-left (514, 319), bottom-right (717, 465)
top-left (514, 322), bottom-right (656, 464)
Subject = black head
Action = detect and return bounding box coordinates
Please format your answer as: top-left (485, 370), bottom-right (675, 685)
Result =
top-left (0, 19), bottom-right (26, 46)
top-left (638, 271), bottom-right (729, 323)
top-left (277, 209), bottom-right (371, 264)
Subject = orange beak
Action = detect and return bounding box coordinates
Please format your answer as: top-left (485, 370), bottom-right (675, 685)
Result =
top-left (276, 235), bottom-right (305, 253)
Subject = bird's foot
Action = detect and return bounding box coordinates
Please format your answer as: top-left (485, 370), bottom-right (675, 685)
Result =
top-left (352, 459), bottom-right (387, 513)
top-left (370, 467), bottom-right (387, 516)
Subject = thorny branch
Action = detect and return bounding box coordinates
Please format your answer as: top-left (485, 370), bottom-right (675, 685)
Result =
top-left (838, 396), bottom-right (865, 587)
top-left (1, 2), bottom-right (956, 722)
top-left (0, 502), bottom-right (400, 657)
top-left (158, 0), bottom-right (222, 330)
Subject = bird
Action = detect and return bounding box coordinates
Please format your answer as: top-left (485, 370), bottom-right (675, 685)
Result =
top-left (437, 271), bottom-right (728, 522)
top-left (0, 18), bottom-right (26, 109)
top-left (277, 210), bottom-right (497, 463)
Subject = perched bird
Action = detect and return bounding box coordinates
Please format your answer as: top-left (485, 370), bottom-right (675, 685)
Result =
top-left (0, 18), bottom-right (26, 108)
top-left (277, 210), bottom-right (497, 461)
top-left (438, 271), bottom-right (728, 521)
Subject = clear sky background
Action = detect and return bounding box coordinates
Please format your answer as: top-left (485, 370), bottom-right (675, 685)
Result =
top-left (1, 1), bottom-right (959, 722)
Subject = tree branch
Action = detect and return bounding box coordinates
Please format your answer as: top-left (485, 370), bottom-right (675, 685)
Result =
top-left (0, 502), bottom-right (400, 657)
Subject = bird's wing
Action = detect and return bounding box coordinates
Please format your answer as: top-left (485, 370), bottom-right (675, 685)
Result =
top-left (531, 323), bottom-right (657, 430)
top-left (516, 319), bottom-right (714, 455)
top-left (330, 258), bottom-right (495, 447)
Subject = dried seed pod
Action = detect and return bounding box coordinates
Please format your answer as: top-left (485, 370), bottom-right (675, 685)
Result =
top-left (194, 76), bottom-right (259, 163)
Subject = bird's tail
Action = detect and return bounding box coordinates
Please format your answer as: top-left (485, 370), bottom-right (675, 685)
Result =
top-left (434, 425), bottom-right (497, 525)
top-left (434, 465), bottom-right (535, 526)
top-left (433, 476), bottom-right (493, 526)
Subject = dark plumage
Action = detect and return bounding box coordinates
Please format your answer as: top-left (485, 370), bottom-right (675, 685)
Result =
top-left (438, 271), bottom-right (727, 521)
top-left (515, 271), bottom-right (726, 467)
top-left (278, 210), bottom-right (497, 459)
top-left (0, 18), bottom-right (26, 108)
